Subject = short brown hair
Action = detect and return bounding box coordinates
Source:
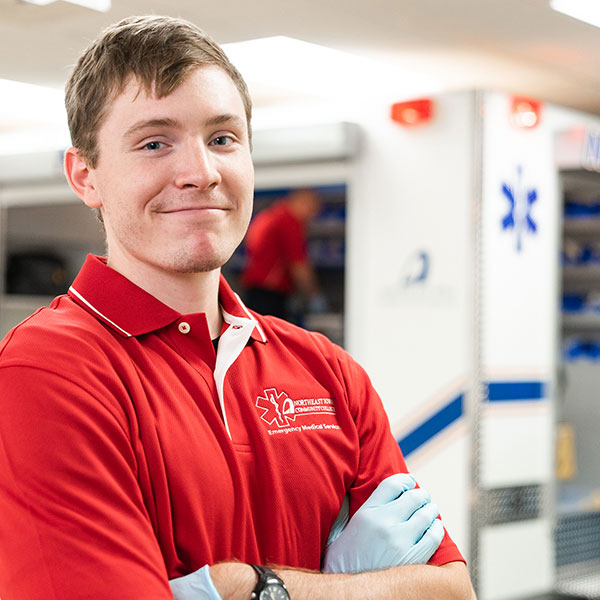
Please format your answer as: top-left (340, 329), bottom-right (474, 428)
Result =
top-left (65, 15), bottom-right (252, 168)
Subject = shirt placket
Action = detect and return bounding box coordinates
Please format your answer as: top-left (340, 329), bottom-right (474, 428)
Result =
top-left (213, 316), bottom-right (255, 440)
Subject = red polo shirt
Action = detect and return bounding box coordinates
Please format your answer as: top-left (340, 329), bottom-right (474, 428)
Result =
top-left (241, 201), bottom-right (308, 293)
top-left (0, 255), bottom-right (463, 600)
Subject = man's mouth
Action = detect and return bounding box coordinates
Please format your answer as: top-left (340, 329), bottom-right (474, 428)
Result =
top-left (158, 206), bottom-right (229, 214)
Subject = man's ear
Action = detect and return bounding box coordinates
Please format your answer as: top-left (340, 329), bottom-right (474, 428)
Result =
top-left (64, 147), bottom-right (102, 209)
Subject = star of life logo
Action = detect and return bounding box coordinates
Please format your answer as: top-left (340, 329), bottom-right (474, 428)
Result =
top-left (501, 165), bottom-right (538, 252)
top-left (255, 388), bottom-right (339, 433)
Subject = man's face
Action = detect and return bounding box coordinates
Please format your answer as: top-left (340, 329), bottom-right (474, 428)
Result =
top-left (86, 65), bottom-right (254, 278)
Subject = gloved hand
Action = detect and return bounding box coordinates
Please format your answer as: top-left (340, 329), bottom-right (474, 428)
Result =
top-left (323, 473), bottom-right (445, 573)
top-left (169, 564), bottom-right (222, 600)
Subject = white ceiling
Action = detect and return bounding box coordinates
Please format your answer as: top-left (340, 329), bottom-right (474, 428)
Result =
top-left (1, 0), bottom-right (600, 117)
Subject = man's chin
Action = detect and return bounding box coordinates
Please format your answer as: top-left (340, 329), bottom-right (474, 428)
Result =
top-left (167, 250), bottom-right (233, 275)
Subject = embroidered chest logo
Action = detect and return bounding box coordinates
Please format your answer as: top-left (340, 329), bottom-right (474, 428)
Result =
top-left (255, 388), bottom-right (337, 431)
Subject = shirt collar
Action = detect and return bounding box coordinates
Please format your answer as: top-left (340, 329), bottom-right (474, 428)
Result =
top-left (68, 255), bottom-right (266, 342)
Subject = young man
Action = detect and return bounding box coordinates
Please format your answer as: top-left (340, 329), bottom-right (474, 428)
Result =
top-left (0, 15), bottom-right (475, 600)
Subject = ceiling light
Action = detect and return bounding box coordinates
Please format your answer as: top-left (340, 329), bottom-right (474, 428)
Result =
top-left (21, 0), bottom-right (110, 12)
top-left (0, 78), bottom-right (70, 155)
top-left (222, 36), bottom-right (438, 104)
top-left (550, 0), bottom-right (600, 28)
top-left (0, 78), bottom-right (64, 119)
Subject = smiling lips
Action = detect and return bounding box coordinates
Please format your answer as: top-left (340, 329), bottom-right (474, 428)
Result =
top-left (157, 206), bottom-right (230, 214)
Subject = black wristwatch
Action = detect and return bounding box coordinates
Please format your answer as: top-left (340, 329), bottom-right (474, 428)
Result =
top-left (250, 564), bottom-right (290, 600)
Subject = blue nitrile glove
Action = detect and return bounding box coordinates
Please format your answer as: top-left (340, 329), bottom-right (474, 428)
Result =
top-left (323, 473), bottom-right (445, 573)
top-left (169, 564), bottom-right (222, 600)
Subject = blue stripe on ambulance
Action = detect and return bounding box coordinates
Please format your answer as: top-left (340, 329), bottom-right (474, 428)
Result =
top-left (397, 380), bottom-right (547, 457)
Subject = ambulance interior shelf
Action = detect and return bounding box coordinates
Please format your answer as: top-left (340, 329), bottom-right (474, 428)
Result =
top-left (557, 166), bottom-right (600, 515)
top-left (554, 166), bottom-right (600, 597)
top-left (561, 169), bottom-right (600, 361)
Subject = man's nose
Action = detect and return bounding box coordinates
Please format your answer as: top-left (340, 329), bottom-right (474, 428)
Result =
top-left (174, 139), bottom-right (222, 190)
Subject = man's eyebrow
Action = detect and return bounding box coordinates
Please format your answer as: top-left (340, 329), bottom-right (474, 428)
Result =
top-left (122, 118), bottom-right (180, 139)
top-left (204, 114), bottom-right (246, 129)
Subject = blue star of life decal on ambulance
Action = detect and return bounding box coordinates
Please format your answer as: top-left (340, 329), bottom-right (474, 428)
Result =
top-left (501, 165), bottom-right (538, 252)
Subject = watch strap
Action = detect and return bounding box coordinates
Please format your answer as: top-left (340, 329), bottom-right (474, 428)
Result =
top-left (250, 564), bottom-right (289, 599)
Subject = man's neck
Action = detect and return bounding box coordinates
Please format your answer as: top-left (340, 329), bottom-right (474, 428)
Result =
top-left (106, 254), bottom-right (223, 339)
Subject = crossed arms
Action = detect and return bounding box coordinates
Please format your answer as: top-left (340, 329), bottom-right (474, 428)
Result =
top-left (171, 474), bottom-right (476, 600)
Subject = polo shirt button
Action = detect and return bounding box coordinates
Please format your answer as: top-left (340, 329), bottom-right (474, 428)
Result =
top-left (178, 321), bottom-right (191, 334)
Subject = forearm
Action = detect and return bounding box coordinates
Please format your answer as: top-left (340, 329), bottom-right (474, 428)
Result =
top-left (210, 561), bottom-right (475, 600)
top-left (280, 562), bottom-right (474, 600)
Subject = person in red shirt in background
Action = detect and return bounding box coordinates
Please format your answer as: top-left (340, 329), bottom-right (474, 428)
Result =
top-left (241, 188), bottom-right (326, 320)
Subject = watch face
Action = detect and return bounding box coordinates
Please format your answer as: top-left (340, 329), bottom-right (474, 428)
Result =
top-left (259, 584), bottom-right (289, 600)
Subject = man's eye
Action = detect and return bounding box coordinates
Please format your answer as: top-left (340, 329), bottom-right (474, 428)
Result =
top-left (210, 136), bottom-right (233, 146)
top-left (143, 141), bottom-right (163, 151)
